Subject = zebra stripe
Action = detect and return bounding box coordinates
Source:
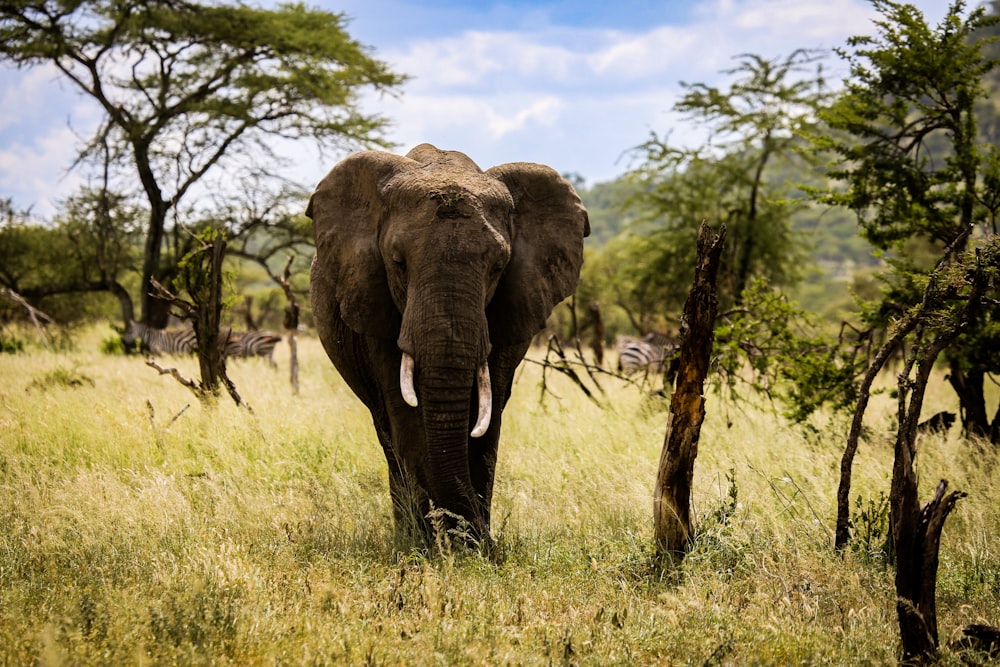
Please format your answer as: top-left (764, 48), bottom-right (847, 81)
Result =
top-left (614, 332), bottom-right (676, 376)
top-left (641, 331), bottom-right (674, 350)
top-left (226, 330), bottom-right (282, 366)
top-left (125, 320), bottom-right (281, 365)
top-left (124, 320), bottom-right (196, 356)
top-left (617, 339), bottom-right (666, 375)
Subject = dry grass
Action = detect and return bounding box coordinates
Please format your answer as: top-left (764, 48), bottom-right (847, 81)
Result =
top-left (0, 325), bottom-right (997, 665)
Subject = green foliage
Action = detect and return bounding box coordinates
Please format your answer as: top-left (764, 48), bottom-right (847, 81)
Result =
top-left (0, 218), bottom-right (77, 291)
top-left (579, 229), bottom-right (695, 333)
top-left (0, 1), bottom-right (404, 147)
top-left (814, 0), bottom-right (998, 250)
top-left (807, 0), bottom-right (1000, 440)
top-left (1, 329), bottom-right (998, 664)
top-left (0, 0), bottom-right (404, 325)
top-left (175, 229), bottom-right (230, 308)
top-left (100, 333), bottom-right (127, 356)
top-left (576, 179), bottom-right (643, 246)
top-left (704, 468), bottom-right (740, 531)
top-left (0, 334), bottom-right (24, 354)
top-left (850, 492), bottom-right (891, 565)
top-left (711, 279), bottom-right (862, 421)
top-left (585, 50), bottom-right (829, 338)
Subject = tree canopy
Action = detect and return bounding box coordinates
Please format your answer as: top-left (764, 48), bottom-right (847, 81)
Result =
top-left (582, 50), bottom-right (829, 335)
top-left (0, 0), bottom-right (406, 326)
top-left (813, 0), bottom-right (1000, 441)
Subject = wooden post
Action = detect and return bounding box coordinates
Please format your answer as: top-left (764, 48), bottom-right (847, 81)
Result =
top-left (589, 301), bottom-right (605, 367)
top-left (280, 255), bottom-right (300, 395)
top-left (243, 295), bottom-right (257, 330)
top-left (195, 233), bottom-right (226, 394)
top-left (654, 221), bottom-right (726, 560)
top-left (892, 335), bottom-right (967, 662)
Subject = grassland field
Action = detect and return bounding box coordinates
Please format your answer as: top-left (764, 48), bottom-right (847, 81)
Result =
top-left (0, 324), bottom-right (998, 665)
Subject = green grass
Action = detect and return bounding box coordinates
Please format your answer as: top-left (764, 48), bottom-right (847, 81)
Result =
top-left (1, 326), bottom-right (998, 665)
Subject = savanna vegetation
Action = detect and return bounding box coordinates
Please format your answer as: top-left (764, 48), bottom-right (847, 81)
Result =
top-left (1, 327), bottom-right (998, 665)
top-left (3, 0), bottom-right (1000, 663)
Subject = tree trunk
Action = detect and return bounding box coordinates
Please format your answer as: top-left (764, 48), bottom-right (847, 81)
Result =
top-left (135, 131), bottom-right (173, 328)
top-left (835, 320), bottom-right (916, 551)
top-left (108, 280), bottom-right (134, 328)
top-left (280, 256), bottom-right (299, 395)
top-left (589, 301), bottom-right (604, 368)
top-left (894, 477), bottom-right (966, 662)
top-left (890, 264), bottom-right (984, 661)
top-left (946, 363), bottom-right (991, 441)
top-left (194, 234), bottom-right (226, 395)
top-left (243, 295), bottom-right (258, 330)
top-left (654, 221), bottom-right (726, 561)
top-left (991, 403), bottom-right (1000, 446)
top-left (140, 203), bottom-right (170, 328)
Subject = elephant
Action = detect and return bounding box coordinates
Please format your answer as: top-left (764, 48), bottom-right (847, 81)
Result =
top-left (307, 143), bottom-right (590, 548)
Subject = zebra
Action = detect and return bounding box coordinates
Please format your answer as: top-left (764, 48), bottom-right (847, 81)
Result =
top-left (225, 329), bottom-right (282, 367)
top-left (124, 320), bottom-right (275, 364)
top-left (123, 319), bottom-right (196, 356)
top-left (614, 331), bottom-right (678, 378)
top-left (616, 338), bottom-right (665, 375)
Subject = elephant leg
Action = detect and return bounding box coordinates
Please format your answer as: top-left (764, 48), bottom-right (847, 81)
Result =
top-left (466, 342), bottom-right (531, 544)
top-left (467, 428), bottom-right (499, 541)
top-left (375, 423), bottom-right (432, 545)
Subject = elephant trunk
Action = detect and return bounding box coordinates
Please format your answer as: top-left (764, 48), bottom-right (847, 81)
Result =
top-left (396, 278), bottom-right (494, 536)
top-left (400, 352), bottom-right (491, 437)
top-left (418, 365), bottom-right (487, 534)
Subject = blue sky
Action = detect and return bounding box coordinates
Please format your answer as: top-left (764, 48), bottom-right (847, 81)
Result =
top-left (0, 0), bottom-right (952, 217)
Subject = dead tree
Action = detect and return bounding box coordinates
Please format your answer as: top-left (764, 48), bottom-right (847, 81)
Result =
top-left (242, 295), bottom-right (259, 330)
top-left (0, 287), bottom-right (54, 347)
top-left (279, 255), bottom-right (300, 395)
top-left (588, 301), bottom-right (605, 367)
top-left (654, 221), bottom-right (726, 560)
top-left (835, 230), bottom-right (987, 661)
top-left (148, 230), bottom-right (249, 409)
top-left (835, 230), bottom-right (974, 552)
top-left (892, 344), bottom-right (965, 662)
top-left (890, 286), bottom-right (984, 662)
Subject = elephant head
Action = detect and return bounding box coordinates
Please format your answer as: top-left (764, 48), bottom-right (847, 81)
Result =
top-left (308, 143), bottom-right (589, 546)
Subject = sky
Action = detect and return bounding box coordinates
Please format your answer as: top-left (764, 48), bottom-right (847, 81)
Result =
top-left (0, 0), bottom-right (953, 218)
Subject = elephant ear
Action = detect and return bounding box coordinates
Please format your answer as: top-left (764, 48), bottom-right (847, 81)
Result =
top-left (485, 163), bottom-right (591, 347)
top-left (307, 150), bottom-right (416, 338)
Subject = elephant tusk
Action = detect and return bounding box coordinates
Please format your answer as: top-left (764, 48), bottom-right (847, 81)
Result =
top-left (400, 352), bottom-right (418, 407)
top-left (470, 363), bottom-right (492, 438)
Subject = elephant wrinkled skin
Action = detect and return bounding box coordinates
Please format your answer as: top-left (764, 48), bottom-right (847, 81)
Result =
top-left (307, 143), bottom-right (590, 547)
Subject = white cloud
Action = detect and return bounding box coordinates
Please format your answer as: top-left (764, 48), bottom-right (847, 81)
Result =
top-left (0, 0), bottom-right (974, 212)
top-left (389, 30), bottom-right (583, 92)
top-left (703, 0), bottom-right (875, 35)
top-left (367, 0), bottom-right (956, 184)
top-left (0, 65), bottom-right (62, 132)
top-left (0, 63), bottom-right (101, 215)
top-left (0, 126), bottom-right (86, 217)
top-left (369, 92), bottom-right (565, 146)
top-left (586, 26), bottom-right (700, 80)
top-left (485, 95), bottom-right (564, 138)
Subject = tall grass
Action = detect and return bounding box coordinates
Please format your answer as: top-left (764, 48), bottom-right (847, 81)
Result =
top-left (0, 326), bottom-right (997, 665)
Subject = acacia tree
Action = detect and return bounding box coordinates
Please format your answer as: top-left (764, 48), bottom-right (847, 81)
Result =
top-left (618, 50), bottom-right (829, 321)
top-left (814, 0), bottom-right (1000, 442)
top-left (0, 0), bottom-right (404, 326)
top-left (0, 187), bottom-right (142, 324)
top-left (809, 1), bottom-right (1000, 659)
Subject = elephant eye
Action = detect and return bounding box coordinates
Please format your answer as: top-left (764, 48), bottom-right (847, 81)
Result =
top-left (391, 250), bottom-right (406, 271)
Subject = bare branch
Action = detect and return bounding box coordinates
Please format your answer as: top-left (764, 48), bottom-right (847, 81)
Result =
top-left (0, 287), bottom-right (55, 346)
